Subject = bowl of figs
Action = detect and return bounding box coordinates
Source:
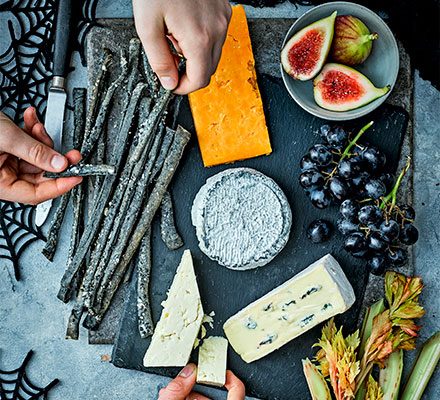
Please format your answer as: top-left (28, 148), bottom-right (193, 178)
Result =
top-left (280, 1), bottom-right (399, 120)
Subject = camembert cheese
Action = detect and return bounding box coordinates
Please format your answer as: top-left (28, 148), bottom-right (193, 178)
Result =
top-left (196, 336), bottom-right (228, 387)
top-left (223, 254), bottom-right (355, 363)
top-left (144, 250), bottom-right (204, 367)
top-left (188, 5), bottom-right (272, 167)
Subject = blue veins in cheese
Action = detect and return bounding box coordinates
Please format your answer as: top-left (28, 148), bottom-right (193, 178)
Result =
top-left (223, 254), bottom-right (356, 363)
top-left (196, 336), bottom-right (228, 387)
top-left (143, 250), bottom-right (204, 367)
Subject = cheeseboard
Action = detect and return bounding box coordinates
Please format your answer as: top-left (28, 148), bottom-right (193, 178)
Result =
top-left (111, 74), bottom-right (408, 399)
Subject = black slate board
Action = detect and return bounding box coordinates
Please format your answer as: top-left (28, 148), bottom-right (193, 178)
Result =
top-left (112, 75), bottom-right (408, 400)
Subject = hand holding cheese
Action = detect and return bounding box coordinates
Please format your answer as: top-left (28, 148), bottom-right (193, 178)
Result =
top-left (159, 364), bottom-right (246, 400)
top-left (132, 0), bottom-right (232, 94)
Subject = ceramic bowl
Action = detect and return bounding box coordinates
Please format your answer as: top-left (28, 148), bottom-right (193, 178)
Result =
top-left (280, 1), bottom-right (399, 121)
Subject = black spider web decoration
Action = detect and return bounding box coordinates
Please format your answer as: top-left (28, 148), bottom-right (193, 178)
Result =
top-left (0, 350), bottom-right (59, 399)
top-left (0, 202), bottom-right (46, 281)
top-left (0, 0), bottom-right (99, 281)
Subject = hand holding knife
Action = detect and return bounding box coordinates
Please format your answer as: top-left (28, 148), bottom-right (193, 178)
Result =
top-left (36, 0), bottom-right (75, 226)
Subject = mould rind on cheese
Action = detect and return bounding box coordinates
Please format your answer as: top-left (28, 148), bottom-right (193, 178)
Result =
top-left (192, 168), bottom-right (292, 270)
top-left (223, 254), bottom-right (355, 363)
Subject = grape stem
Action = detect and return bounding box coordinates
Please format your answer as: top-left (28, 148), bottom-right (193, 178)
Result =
top-left (326, 121), bottom-right (374, 181)
top-left (380, 157), bottom-right (412, 211)
top-left (341, 121), bottom-right (374, 161)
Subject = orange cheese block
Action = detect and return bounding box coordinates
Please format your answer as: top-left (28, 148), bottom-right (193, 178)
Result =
top-left (188, 5), bottom-right (272, 167)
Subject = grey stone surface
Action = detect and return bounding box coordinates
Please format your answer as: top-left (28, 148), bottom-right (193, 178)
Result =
top-left (0, 2), bottom-right (438, 400)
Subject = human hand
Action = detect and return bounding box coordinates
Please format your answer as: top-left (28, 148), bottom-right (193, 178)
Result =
top-left (158, 363), bottom-right (246, 400)
top-left (0, 107), bottom-right (82, 205)
top-left (133, 0), bottom-right (232, 94)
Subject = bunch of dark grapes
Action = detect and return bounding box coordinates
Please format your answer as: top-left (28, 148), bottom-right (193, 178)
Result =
top-left (299, 122), bottom-right (392, 208)
top-left (300, 122), bottom-right (419, 275)
top-left (338, 199), bottom-right (418, 275)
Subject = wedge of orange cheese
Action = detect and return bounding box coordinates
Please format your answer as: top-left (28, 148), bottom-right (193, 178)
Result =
top-left (188, 5), bottom-right (272, 167)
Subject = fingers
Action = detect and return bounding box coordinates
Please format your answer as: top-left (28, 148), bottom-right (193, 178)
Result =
top-left (23, 107), bottom-right (40, 134)
top-left (134, 2), bottom-right (179, 90)
top-left (158, 364), bottom-right (197, 400)
top-left (225, 371), bottom-right (246, 400)
top-left (0, 176), bottom-right (82, 205)
top-left (0, 116), bottom-right (68, 173)
top-left (186, 392), bottom-right (211, 400)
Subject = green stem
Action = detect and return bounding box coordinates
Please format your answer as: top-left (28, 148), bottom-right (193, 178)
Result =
top-left (341, 121), bottom-right (374, 161)
top-left (326, 121), bottom-right (374, 182)
top-left (380, 157), bottom-right (411, 210)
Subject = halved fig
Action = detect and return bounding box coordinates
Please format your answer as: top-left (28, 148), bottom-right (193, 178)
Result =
top-left (281, 11), bottom-right (337, 81)
top-left (313, 63), bottom-right (390, 112)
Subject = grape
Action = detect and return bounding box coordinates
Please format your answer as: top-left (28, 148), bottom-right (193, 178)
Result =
top-left (344, 232), bottom-right (368, 258)
top-left (338, 159), bottom-right (361, 179)
top-left (329, 177), bottom-right (349, 201)
top-left (307, 220), bottom-right (332, 243)
top-left (350, 171), bottom-right (370, 188)
top-left (400, 205), bottom-right (416, 221)
top-left (310, 188), bottom-right (332, 209)
top-left (368, 255), bottom-right (386, 275)
top-left (379, 220), bottom-right (400, 243)
top-left (387, 247), bottom-right (408, 266)
top-left (337, 218), bottom-right (359, 235)
top-left (399, 224), bottom-right (419, 245)
top-left (299, 170), bottom-right (324, 188)
top-left (365, 179), bottom-right (387, 199)
top-left (340, 199), bottom-right (359, 221)
top-left (379, 173), bottom-right (394, 190)
top-left (358, 205), bottom-right (382, 225)
top-left (309, 144), bottom-right (333, 166)
top-left (361, 147), bottom-right (386, 172)
top-left (368, 232), bottom-right (388, 252)
top-left (326, 127), bottom-right (348, 147)
top-left (300, 155), bottom-right (316, 171)
top-left (319, 124), bottom-right (332, 140)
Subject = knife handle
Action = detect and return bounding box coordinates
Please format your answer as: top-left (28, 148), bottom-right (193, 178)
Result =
top-left (52, 0), bottom-right (74, 79)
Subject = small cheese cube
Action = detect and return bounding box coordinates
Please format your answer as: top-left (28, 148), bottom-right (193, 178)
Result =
top-left (197, 336), bottom-right (228, 387)
top-left (223, 254), bottom-right (355, 363)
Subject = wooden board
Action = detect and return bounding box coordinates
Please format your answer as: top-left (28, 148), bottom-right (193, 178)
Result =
top-left (111, 74), bottom-right (408, 400)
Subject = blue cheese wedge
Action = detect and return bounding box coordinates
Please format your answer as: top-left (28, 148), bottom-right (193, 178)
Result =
top-left (144, 250), bottom-right (204, 367)
top-left (223, 254), bottom-right (355, 363)
top-left (197, 336), bottom-right (228, 387)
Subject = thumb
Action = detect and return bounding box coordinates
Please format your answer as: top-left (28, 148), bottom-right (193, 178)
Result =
top-left (137, 24), bottom-right (179, 90)
top-left (158, 364), bottom-right (197, 400)
top-left (1, 116), bottom-right (67, 172)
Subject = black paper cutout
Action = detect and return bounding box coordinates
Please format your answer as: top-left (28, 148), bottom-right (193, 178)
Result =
top-left (0, 350), bottom-right (59, 399)
top-left (0, 202), bottom-right (46, 280)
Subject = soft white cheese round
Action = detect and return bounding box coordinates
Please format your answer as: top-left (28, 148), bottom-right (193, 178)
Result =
top-left (191, 168), bottom-right (292, 270)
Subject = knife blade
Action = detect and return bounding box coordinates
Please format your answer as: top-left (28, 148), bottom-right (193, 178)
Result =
top-left (36, 0), bottom-right (74, 227)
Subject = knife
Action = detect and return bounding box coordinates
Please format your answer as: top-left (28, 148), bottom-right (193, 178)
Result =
top-left (36, 0), bottom-right (74, 227)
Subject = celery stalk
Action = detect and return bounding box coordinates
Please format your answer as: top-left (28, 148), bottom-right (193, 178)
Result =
top-left (379, 350), bottom-right (403, 400)
top-left (400, 332), bottom-right (440, 400)
top-left (359, 299), bottom-right (386, 358)
top-left (355, 299), bottom-right (386, 400)
top-left (302, 358), bottom-right (332, 400)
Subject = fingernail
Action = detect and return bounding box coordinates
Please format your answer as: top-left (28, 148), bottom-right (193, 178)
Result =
top-left (51, 155), bottom-right (65, 170)
top-left (179, 364), bottom-right (195, 378)
top-left (160, 76), bottom-right (176, 90)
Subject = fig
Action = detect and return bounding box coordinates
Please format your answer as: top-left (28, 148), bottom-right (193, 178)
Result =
top-left (281, 11), bottom-right (337, 81)
top-left (331, 15), bottom-right (378, 65)
top-left (313, 63), bottom-right (390, 112)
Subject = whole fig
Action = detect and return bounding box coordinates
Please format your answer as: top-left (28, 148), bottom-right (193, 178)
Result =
top-left (331, 15), bottom-right (378, 65)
